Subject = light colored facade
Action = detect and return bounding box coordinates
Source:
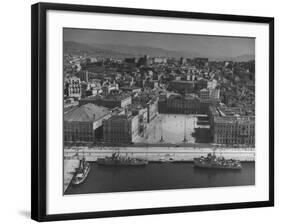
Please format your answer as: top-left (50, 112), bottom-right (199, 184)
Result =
top-left (213, 116), bottom-right (255, 145)
top-left (67, 77), bottom-right (81, 99)
top-left (207, 79), bottom-right (217, 89)
top-left (209, 89), bottom-right (220, 99)
top-left (153, 57), bottom-right (167, 64)
top-left (209, 106), bottom-right (255, 145)
top-left (199, 88), bottom-right (220, 100)
top-left (147, 99), bottom-right (158, 122)
top-left (199, 89), bottom-right (210, 99)
top-left (102, 83), bottom-right (119, 95)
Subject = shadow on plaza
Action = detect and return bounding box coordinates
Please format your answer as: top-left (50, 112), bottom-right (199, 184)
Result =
top-left (192, 128), bottom-right (212, 143)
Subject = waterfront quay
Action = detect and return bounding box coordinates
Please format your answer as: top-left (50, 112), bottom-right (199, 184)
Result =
top-left (63, 159), bottom-right (79, 192)
top-left (64, 146), bottom-right (255, 162)
top-left (64, 146), bottom-right (255, 193)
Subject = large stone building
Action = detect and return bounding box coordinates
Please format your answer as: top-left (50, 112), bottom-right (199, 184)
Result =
top-left (64, 103), bottom-right (111, 143)
top-left (103, 114), bottom-right (139, 144)
top-left (158, 93), bottom-right (219, 114)
top-left (208, 105), bottom-right (255, 146)
top-left (166, 94), bottom-right (200, 114)
top-left (65, 76), bottom-right (82, 99)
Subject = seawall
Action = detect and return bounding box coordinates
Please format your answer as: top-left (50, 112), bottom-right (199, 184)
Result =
top-left (64, 146), bottom-right (255, 162)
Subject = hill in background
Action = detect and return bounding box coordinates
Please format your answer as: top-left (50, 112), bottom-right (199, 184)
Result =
top-left (64, 41), bottom-right (254, 62)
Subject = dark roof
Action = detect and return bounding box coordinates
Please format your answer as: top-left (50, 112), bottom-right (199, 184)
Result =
top-left (64, 103), bottom-right (110, 122)
top-left (171, 80), bottom-right (194, 83)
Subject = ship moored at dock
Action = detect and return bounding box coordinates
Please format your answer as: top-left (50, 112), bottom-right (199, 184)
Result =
top-left (72, 158), bottom-right (91, 185)
top-left (193, 152), bottom-right (242, 170)
top-left (97, 152), bottom-right (148, 166)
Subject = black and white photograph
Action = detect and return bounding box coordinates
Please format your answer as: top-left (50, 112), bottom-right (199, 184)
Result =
top-left (63, 28), bottom-right (256, 195)
top-left (0, 0), bottom-right (278, 223)
top-left (29, 2), bottom-right (274, 222)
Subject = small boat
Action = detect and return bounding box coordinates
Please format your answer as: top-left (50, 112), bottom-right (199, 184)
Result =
top-left (72, 158), bottom-right (91, 185)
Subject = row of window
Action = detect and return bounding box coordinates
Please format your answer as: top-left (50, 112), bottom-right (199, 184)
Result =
top-left (64, 135), bottom-right (94, 142)
top-left (216, 137), bottom-right (255, 144)
top-left (104, 137), bottom-right (131, 142)
top-left (216, 140), bottom-right (255, 144)
top-left (64, 129), bottom-right (93, 134)
top-left (216, 130), bottom-right (255, 134)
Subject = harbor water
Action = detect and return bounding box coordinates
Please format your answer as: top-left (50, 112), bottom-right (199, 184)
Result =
top-left (65, 162), bottom-right (255, 195)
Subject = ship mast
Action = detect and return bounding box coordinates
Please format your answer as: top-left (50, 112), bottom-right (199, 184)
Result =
top-left (146, 133), bottom-right (148, 159)
top-left (183, 116), bottom-right (187, 143)
top-left (160, 116), bottom-right (164, 142)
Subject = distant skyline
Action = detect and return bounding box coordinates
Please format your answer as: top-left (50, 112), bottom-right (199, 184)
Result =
top-left (64, 28), bottom-right (255, 58)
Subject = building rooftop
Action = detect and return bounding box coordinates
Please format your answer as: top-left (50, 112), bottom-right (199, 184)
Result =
top-left (171, 80), bottom-right (195, 84)
top-left (168, 94), bottom-right (183, 100)
top-left (120, 86), bottom-right (141, 91)
top-left (82, 93), bottom-right (131, 102)
top-left (209, 105), bottom-right (255, 124)
top-left (103, 94), bottom-right (131, 101)
top-left (200, 88), bottom-right (209, 92)
top-left (218, 106), bottom-right (244, 116)
top-left (64, 103), bottom-right (110, 122)
top-left (214, 116), bottom-right (255, 124)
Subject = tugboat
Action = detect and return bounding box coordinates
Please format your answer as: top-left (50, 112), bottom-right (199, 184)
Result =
top-left (72, 157), bottom-right (91, 185)
top-left (97, 152), bottom-right (148, 166)
top-left (193, 152), bottom-right (242, 170)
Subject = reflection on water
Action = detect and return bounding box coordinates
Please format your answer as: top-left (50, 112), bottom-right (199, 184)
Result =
top-left (65, 162), bottom-right (255, 195)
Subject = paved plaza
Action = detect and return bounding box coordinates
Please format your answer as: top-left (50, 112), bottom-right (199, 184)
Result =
top-left (135, 114), bottom-right (210, 144)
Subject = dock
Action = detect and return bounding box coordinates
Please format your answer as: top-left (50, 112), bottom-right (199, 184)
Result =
top-left (64, 146), bottom-right (255, 162)
top-left (63, 146), bottom-right (255, 192)
top-left (63, 159), bottom-right (79, 192)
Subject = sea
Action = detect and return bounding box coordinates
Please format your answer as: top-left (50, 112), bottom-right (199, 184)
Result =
top-left (65, 162), bottom-right (255, 195)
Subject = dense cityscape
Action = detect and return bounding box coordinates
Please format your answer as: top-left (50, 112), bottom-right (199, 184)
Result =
top-left (62, 30), bottom-right (255, 194)
top-left (63, 53), bottom-right (255, 147)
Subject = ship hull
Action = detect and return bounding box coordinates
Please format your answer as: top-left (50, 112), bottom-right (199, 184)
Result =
top-left (193, 160), bottom-right (242, 170)
top-left (72, 164), bottom-right (91, 185)
top-left (97, 159), bottom-right (148, 166)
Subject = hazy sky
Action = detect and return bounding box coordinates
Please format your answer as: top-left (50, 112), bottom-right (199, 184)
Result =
top-left (64, 28), bottom-right (255, 58)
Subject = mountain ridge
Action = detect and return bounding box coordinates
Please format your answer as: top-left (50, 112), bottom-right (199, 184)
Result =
top-left (64, 41), bottom-right (254, 62)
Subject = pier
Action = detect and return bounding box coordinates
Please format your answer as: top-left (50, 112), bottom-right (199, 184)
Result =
top-left (63, 159), bottom-right (79, 192)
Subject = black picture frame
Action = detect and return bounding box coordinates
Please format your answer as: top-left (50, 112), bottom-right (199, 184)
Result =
top-left (31, 2), bottom-right (274, 222)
